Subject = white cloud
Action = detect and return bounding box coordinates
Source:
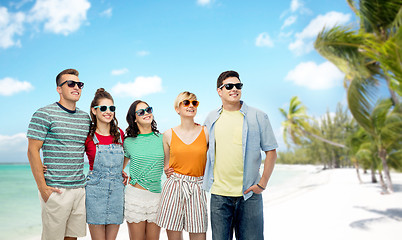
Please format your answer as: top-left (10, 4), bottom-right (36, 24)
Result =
top-left (197, 0), bottom-right (211, 6)
top-left (285, 61), bottom-right (344, 90)
top-left (111, 76), bottom-right (163, 98)
top-left (0, 7), bottom-right (25, 49)
top-left (0, 77), bottom-right (34, 96)
top-left (289, 11), bottom-right (351, 55)
top-left (111, 68), bottom-right (129, 76)
top-left (0, 133), bottom-right (27, 152)
top-left (100, 8), bottom-right (112, 18)
top-left (290, 0), bottom-right (302, 12)
top-left (137, 50), bottom-right (150, 56)
top-left (28, 0), bottom-right (91, 35)
top-left (281, 15), bottom-right (297, 29)
top-left (255, 32), bottom-right (274, 47)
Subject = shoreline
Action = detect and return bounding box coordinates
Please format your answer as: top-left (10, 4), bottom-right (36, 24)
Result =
top-left (27, 165), bottom-right (402, 240)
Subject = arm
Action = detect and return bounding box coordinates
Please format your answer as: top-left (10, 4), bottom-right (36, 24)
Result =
top-left (122, 157), bottom-right (130, 185)
top-left (27, 138), bottom-right (61, 202)
top-left (163, 129), bottom-right (174, 178)
top-left (244, 149), bottom-right (277, 194)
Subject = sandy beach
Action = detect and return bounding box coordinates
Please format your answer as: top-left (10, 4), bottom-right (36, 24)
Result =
top-left (31, 165), bottom-right (402, 240)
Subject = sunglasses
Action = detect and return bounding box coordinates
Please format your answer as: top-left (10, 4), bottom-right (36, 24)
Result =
top-left (181, 100), bottom-right (199, 107)
top-left (218, 83), bottom-right (243, 90)
top-left (59, 80), bottom-right (84, 89)
top-left (94, 105), bottom-right (116, 112)
top-left (135, 107), bottom-right (153, 116)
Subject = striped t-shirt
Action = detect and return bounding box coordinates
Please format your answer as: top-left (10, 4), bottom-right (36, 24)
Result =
top-left (27, 102), bottom-right (90, 188)
top-left (124, 132), bottom-right (164, 193)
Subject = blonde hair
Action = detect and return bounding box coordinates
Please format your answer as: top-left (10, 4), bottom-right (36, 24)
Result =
top-left (174, 91), bottom-right (197, 109)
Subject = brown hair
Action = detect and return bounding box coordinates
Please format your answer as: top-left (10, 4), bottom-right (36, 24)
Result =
top-left (56, 69), bottom-right (79, 86)
top-left (89, 88), bottom-right (121, 143)
top-left (125, 100), bottom-right (159, 138)
top-left (217, 70), bottom-right (240, 89)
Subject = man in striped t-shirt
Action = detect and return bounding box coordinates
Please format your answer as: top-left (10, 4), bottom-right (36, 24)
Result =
top-left (27, 69), bottom-right (90, 240)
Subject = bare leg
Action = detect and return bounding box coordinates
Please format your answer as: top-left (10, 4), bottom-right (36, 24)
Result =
top-left (189, 232), bottom-right (206, 240)
top-left (145, 222), bottom-right (161, 240)
top-left (105, 224), bottom-right (120, 240)
top-left (88, 224), bottom-right (106, 240)
top-left (127, 221), bottom-right (146, 240)
top-left (64, 237), bottom-right (77, 240)
top-left (166, 230), bottom-right (183, 240)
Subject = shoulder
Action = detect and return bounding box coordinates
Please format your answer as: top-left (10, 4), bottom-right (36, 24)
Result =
top-left (163, 129), bottom-right (172, 138)
top-left (33, 103), bottom-right (55, 115)
top-left (204, 108), bottom-right (220, 124)
top-left (85, 134), bottom-right (94, 146)
top-left (243, 103), bottom-right (268, 117)
top-left (75, 108), bottom-right (90, 119)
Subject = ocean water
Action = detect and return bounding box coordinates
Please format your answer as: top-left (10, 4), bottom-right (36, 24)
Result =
top-left (0, 163), bottom-right (306, 240)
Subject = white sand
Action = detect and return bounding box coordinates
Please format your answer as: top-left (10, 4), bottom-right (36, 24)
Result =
top-left (264, 165), bottom-right (402, 240)
top-left (33, 165), bottom-right (402, 240)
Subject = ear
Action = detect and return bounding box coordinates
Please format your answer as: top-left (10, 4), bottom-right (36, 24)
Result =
top-left (175, 107), bottom-right (180, 115)
top-left (217, 88), bottom-right (222, 97)
top-left (91, 108), bottom-right (97, 116)
top-left (56, 86), bottom-right (62, 94)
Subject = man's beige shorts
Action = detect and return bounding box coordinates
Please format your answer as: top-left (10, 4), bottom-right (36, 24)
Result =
top-left (39, 188), bottom-right (86, 240)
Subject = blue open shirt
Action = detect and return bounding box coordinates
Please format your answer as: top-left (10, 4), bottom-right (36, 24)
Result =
top-left (202, 101), bottom-right (278, 200)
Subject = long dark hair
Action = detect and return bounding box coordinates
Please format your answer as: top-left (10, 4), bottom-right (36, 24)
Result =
top-left (125, 100), bottom-right (159, 138)
top-left (89, 88), bottom-right (121, 143)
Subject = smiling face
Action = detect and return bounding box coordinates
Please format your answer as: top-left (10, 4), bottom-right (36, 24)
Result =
top-left (91, 98), bottom-right (115, 125)
top-left (176, 99), bottom-right (198, 118)
top-left (217, 77), bottom-right (242, 104)
top-left (57, 74), bottom-right (82, 103)
top-left (135, 102), bottom-right (153, 127)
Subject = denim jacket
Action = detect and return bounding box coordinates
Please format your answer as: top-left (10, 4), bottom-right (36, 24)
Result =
top-left (202, 101), bottom-right (278, 200)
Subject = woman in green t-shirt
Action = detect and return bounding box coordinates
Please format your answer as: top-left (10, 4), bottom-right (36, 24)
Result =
top-left (123, 100), bottom-right (164, 240)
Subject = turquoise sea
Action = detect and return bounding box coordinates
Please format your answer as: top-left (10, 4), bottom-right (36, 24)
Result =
top-left (0, 163), bottom-right (306, 240)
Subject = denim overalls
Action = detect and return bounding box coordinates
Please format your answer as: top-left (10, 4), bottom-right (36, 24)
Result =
top-left (85, 134), bottom-right (125, 225)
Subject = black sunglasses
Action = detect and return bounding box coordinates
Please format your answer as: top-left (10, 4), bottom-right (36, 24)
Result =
top-left (135, 107), bottom-right (153, 116)
top-left (59, 80), bottom-right (84, 89)
top-left (181, 100), bottom-right (199, 107)
top-left (94, 105), bottom-right (116, 112)
top-left (219, 83), bottom-right (243, 90)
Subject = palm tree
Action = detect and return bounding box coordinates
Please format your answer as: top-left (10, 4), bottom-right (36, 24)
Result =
top-left (315, 0), bottom-right (401, 111)
top-left (314, 0), bottom-right (402, 192)
top-left (279, 96), bottom-right (347, 149)
top-left (367, 99), bottom-right (402, 192)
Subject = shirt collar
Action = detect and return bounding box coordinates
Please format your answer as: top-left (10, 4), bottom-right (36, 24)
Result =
top-left (217, 100), bottom-right (246, 115)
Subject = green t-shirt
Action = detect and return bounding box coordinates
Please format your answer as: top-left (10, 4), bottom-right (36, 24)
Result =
top-left (123, 132), bottom-right (164, 193)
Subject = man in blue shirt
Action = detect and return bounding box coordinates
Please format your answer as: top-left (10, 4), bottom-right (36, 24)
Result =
top-left (203, 70), bottom-right (278, 240)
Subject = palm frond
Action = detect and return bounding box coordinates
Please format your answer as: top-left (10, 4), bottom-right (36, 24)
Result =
top-left (347, 75), bottom-right (377, 133)
top-left (314, 26), bottom-right (373, 80)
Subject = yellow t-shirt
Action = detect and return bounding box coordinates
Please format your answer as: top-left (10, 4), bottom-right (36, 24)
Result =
top-left (211, 109), bottom-right (244, 196)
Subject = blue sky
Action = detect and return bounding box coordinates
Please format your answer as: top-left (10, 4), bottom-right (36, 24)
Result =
top-left (0, 0), bottom-right (354, 163)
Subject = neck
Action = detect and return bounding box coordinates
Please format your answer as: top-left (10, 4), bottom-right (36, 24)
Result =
top-left (96, 121), bottom-right (111, 136)
top-left (58, 99), bottom-right (76, 111)
top-left (179, 117), bottom-right (196, 131)
top-left (138, 124), bottom-right (152, 134)
top-left (222, 101), bottom-right (242, 111)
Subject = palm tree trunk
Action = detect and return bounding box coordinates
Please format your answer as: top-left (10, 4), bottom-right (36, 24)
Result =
top-left (378, 170), bottom-right (388, 193)
top-left (353, 159), bottom-right (363, 184)
top-left (379, 148), bottom-right (393, 193)
top-left (301, 129), bottom-right (347, 148)
top-left (370, 167), bottom-right (377, 183)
